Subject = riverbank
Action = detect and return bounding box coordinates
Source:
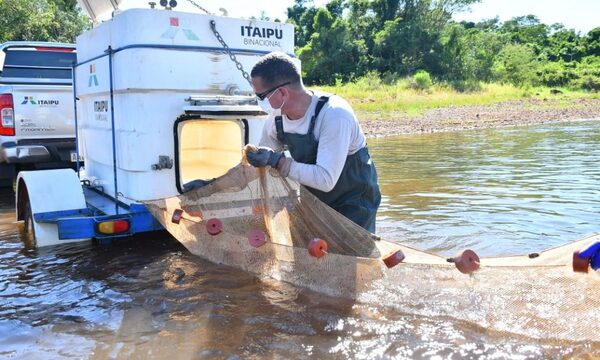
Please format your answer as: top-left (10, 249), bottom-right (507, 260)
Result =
top-left (357, 98), bottom-right (600, 137)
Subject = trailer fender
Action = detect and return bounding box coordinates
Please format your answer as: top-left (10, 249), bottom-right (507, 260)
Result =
top-left (16, 169), bottom-right (90, 247)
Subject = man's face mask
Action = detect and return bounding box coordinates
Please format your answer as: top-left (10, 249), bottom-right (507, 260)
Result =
top-left (256, 81), bottom-right (290, 115)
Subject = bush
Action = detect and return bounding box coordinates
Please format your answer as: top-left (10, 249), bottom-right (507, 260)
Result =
top-left (353, 71), bottom-right (383, 90)
top-left (570, 56), bottom-right (600, 91)
top-left (412, 70), bottom-right (433, 90)
top-left (537, 61), bottom-right (575, 87)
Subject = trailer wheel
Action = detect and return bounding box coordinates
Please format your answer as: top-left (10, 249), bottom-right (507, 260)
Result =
top-left (21, 189), bottom-right (37, 248)
top-left (16, 169), bottom-right (90, 248)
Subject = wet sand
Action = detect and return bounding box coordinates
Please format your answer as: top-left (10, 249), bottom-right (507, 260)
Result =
top-left (359, 98), bottom-right (600, 137)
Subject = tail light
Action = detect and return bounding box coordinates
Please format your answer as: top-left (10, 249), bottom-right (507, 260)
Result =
top-left (0, 94), bottom-right (14, 136)
top-left (97, 219), bottom-right (130, 235)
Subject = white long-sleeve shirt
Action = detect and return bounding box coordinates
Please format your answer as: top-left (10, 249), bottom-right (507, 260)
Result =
top-left (259, 94), bottom-right (367, 192)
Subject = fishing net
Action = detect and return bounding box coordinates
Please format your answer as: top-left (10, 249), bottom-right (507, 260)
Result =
top-left (143, 159), bottom-right (600, 343)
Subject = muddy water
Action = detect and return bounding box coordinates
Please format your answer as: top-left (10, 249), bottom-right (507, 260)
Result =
top-left (1, 121), bottom-right (599, 358)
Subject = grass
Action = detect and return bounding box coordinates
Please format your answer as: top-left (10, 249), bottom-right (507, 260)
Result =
top-left (313, 78), bottom-right (599, 121)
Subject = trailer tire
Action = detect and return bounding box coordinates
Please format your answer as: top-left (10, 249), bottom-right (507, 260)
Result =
top-left (16, 169), bottom-right (90, 248)
top-left (22, 193), bottom-right (37, 248)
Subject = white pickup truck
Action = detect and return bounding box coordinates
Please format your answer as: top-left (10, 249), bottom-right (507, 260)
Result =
top-left (0, 42), bottom-right (77, 186)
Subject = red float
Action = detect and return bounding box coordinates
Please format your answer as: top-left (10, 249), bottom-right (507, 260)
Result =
top-left (383, 250), bottom-right (405, 268)
top-left (206, 218), bottom-right (223, 235)
top-left (572, 251), bottom-right (590, 273)
top-left (308, 238), bottom-right (328, 258)
top-left (454, 249), bottom-right (480, 274)
top-left (171, 209), bottom-right (183, 224)
top-left (248, 229), bottom-right (267, 248)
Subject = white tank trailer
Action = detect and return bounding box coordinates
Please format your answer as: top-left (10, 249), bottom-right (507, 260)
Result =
top-left (15, 2), bottom-right (295, 247)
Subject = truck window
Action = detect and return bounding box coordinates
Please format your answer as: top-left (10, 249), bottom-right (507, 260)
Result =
top-left (1, 49), bottom-right (75, 79)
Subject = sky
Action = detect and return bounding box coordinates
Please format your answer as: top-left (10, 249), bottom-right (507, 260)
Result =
top-left (112, 0), bottom-right (598, 34)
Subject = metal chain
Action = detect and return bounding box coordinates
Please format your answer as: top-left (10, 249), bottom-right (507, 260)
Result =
top-left (209, 20), bottom-right (253, 86)
top-left (184, 0), bottom-right (212, 14)
top-left (184, 0), bottom-right (253, 86)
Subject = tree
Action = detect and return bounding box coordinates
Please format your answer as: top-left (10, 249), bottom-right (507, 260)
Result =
top-left (545, 25), bottom-right (585, 62)
top-left (583, 27), bottom-right (600, 56)
top-left (286, 0), bottom-right (319, 48)
top-left (0, 0), bottom-right (90, 43)
top-left (297, 8), bottom-right (367, 84)
top-left (493, 44), bottom-right (539, 86)
top-left (499, 15), bottom-right (549, 54)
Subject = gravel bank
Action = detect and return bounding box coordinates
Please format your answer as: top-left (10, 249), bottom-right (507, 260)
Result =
top-left (359, 98), bottom-right (600, 138)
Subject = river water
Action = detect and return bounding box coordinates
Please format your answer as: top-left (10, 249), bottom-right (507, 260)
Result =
top-left (1, 121), bottom-right (599, 359)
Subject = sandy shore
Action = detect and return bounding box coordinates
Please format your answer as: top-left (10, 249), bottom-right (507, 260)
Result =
top-left (359, 98), bottom-right (600, 138)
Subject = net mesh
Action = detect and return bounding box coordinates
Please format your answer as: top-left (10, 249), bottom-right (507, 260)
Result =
top-left (143, 163), bottom-right (600, 342)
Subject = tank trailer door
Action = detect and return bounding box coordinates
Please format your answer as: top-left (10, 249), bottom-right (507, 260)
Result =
top-left (174, 95), bottom-right (265, 193)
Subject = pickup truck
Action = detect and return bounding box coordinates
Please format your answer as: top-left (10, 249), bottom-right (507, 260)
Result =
top-left (0, 42), bottom-right (77, 186)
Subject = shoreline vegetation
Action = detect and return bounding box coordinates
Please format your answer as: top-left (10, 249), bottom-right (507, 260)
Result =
top-left (316, 81), bottom-right (600, 138)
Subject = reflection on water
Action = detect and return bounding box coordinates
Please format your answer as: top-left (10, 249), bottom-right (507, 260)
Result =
top-left (1, 121), bottom-right (599, 358)
top-left (371, 121), bottom-right (600, 256)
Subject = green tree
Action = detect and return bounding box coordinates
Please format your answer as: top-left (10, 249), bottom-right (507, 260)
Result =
top-left (286, 0), bottom-right (319, 48)
top-left (499, 15), bottom-right (549, 53)
top-left (297, 8), bottom-right (366, 84)
top-left (545, 25), bottom-right (585, 62)
top-left (0, 0), bottom-right (90, 43)
top-left (572, 56), bottom-right (600, 91)
top-left (583, 27), bottom-right (600, 56)
top-left (493, 43), bottom-right (539, 86)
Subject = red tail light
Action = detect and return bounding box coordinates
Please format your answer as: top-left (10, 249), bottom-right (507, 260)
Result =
top-left (0, 94), bottom-right (14, 136)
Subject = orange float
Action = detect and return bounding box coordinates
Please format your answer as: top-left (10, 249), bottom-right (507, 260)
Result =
top-left (454, 249), bottom-right (480, 274)
top-left (383, 250), bottom-right (405, 268)
top-left (171, 209), bottom-right (183, 224)
top-left (572, 251), bottom-right (590, 273)
top-left (308, 238), bottom-right (328, 258)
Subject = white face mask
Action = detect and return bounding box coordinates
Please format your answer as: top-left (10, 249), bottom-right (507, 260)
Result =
top-left (257, 97), bottom-right (274, 114)
top-left (257, 89), bottom-right (286, 116)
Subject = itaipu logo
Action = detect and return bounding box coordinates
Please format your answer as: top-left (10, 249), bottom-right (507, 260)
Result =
top-left (161, 17), bottom-right (199, 41)
top-left (21, 96), bottom-right (37, 105)
top-left (21, 96), bottom-right (59, 107)
top-left (241, 25), bottom-right (283, 47)
top-left (88, 64), bottom-right (99, 87)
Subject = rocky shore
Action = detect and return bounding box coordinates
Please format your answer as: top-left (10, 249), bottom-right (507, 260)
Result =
top-left (359, 98), bottom-right (600, 138)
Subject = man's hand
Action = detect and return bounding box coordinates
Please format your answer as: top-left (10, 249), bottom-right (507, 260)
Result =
top-left (246, 146), bottom-right (284, 168)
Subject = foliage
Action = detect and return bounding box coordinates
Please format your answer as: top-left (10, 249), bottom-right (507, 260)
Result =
top-left (297, 8), bottom-right (367, 84)
top-left (0, 0), bottom-right (90, 43)
top-left (572, 56), bottom-right (600, 91)
top-left (412, 70), bottom-right (433, 90)
top-left (492, 44), bottom-right (539, 86)
top-left (286, 0), bottom-right (598, 91)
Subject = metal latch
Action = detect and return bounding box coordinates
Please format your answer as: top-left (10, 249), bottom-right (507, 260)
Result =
top-left (152, 155), bottom-right (173, 170)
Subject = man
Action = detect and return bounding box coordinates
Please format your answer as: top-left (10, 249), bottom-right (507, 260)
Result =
top-left (246, 51), bottom-right (381, 233)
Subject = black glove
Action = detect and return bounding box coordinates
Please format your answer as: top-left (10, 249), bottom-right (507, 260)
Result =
top-left (246, 146), bottom-right (284, 168)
